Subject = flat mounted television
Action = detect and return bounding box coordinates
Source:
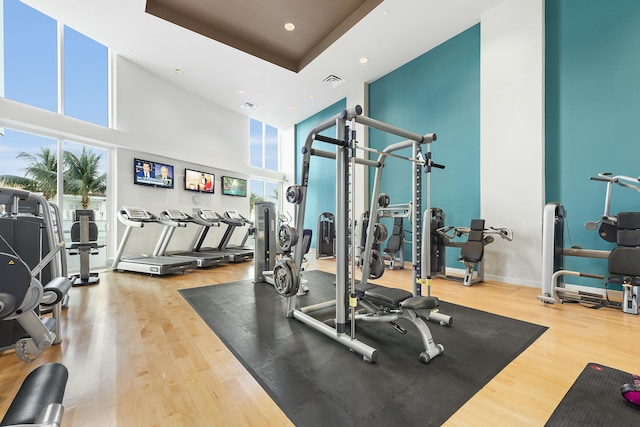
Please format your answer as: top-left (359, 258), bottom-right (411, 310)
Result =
top-left (185, 168), bottom-right (215, 193)
top-left (133, 158), bottom-right (174, 189)
top-left (222, 176), bottom-right (247, 197)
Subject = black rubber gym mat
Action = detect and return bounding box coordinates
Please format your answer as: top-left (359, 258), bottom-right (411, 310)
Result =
top-left (180, 270), bottom-right (547, 427)
top-left (545, 363), bottom-right (640, 426)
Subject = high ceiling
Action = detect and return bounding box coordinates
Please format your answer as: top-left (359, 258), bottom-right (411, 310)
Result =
top-left (145, 0), bottom-right (384, 73)
top-left (21, 0), bottom-right (506, 130)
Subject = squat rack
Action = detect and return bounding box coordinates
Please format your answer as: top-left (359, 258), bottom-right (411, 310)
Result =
top-left (286, 105), bottom-right (444, 361)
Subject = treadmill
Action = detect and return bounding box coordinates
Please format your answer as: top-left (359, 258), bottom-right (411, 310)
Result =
top-left (215, 210), bottom-right (254, 262)
top-left (110, 207), bottom-right (197, 275)
top-left (191, 209), bottom-right (251, 263)
top-left (156, 209), bottom-right (227, 268)
top-left (219, 210), bottom-right (255, 251)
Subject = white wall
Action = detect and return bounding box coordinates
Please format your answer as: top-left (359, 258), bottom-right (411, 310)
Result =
top-left (113, 57), bottom-right (289, 256)
top-left (115, 58), bottom-right (249, 172)
top-left (480, 0), bottom-right (544, 287)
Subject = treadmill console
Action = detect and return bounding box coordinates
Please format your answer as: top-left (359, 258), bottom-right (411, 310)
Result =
top-left (123, 207), bottom-right (152, 220)
top-left (225, 210), bottom-right (243, 221)
top-left (199, 209), bottom-right (218, 221)
top-left (165, 209), bottom-right (189, 221)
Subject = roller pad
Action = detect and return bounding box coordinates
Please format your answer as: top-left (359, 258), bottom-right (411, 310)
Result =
top-left (401, 296), bottom-right (439, 310)
top-left (0, 363), bottom-right (68, 426)
top-left (41, 276), bottom-right (72, 306)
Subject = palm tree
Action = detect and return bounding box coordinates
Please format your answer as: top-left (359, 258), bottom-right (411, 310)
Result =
top-left (64, 147), bottom-right (107, 208)
top-left (0, 148), bottom-right (59, 199)
top-left (250, 192), bottom-right (264, 215)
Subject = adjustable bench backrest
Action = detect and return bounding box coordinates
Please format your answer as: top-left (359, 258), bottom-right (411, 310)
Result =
top-left (459, 219), bottom-right (486, 264)
top-left (609, 212), bottom-right (640, 279)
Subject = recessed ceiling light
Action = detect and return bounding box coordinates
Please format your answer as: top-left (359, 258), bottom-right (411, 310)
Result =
top-left (359, 57), bottom-right (369, 64)
top-left (307, 93), bottom-right (314, 99)
top-left (237, 89), bottom-right (246, 94)
top-left (289, 105), bottom-right (297, 110)
top-left (174, 68), bottom-right (183, 75)
top-left (284, 22), bottom-right (295, 31)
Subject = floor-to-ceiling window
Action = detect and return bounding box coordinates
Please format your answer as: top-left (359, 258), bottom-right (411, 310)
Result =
top-left (249, 118), bottom-right (282, 216)
top-left (63, 25), bottom-right (109, 125)
top-left (3, 0), bottom-right (57, 111)
top-left (1, 0), bottom-right (111, 270)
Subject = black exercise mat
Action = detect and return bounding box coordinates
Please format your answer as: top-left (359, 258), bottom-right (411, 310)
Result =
top-left (180, 270), bottom-right (547, 426)
top-left (545, 363), bottom-right (640, 426)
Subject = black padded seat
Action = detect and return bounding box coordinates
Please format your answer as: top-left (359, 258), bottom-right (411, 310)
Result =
top-left (363, 286), bottom-right (413, 308)
top-left (401, 296), bottom-right (439, 310)
top-left (354, 281), bottom-right (380, 298)
top-left (608, 212), bottom-right (640, 286)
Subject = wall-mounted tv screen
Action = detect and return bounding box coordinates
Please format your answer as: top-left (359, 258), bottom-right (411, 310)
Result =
top-left (185, 168), bottom-right (215, 193)
top-left (133, 158), bottom-right (174, 189)
top-left (222, 176), bottom-right (247, 197)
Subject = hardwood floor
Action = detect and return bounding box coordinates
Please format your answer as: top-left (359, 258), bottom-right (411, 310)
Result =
top-left (1, 256), bottom-right (639, 426)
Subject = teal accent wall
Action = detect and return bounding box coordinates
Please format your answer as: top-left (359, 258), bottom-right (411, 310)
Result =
top-left (295, 98), bottom-right (347, 247)
top-left (546, 0), bottom-right (640, 287)
top-left (368, 25), bottom-right (481, 266)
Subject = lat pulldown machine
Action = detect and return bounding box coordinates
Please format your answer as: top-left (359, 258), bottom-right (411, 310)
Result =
top-left (281, 105), bottom-right (450, 363)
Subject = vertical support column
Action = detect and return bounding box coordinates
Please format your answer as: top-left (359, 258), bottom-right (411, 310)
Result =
top-left (413, 142), bottom-right (422, 296)
top-left (334, 119), bottom-right (347, 334)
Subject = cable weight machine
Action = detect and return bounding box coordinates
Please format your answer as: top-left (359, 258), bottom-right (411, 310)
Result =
top-left (283, 105), bottom-right (450, 363)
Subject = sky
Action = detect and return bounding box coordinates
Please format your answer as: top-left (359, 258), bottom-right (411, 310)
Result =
top-left (1, 0), bottom-right (108, 177)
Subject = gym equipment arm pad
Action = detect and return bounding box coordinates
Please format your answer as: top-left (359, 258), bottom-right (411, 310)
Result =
top-left (0, 363), bottom-right (68, 426)
top-left (40, 277), bottom-right (72, 307)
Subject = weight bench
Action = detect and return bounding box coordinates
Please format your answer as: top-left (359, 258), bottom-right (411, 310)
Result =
top-left (0, 363), bottom-right (68, 427)
top-left (354, 282), bottom-right (444, 363)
